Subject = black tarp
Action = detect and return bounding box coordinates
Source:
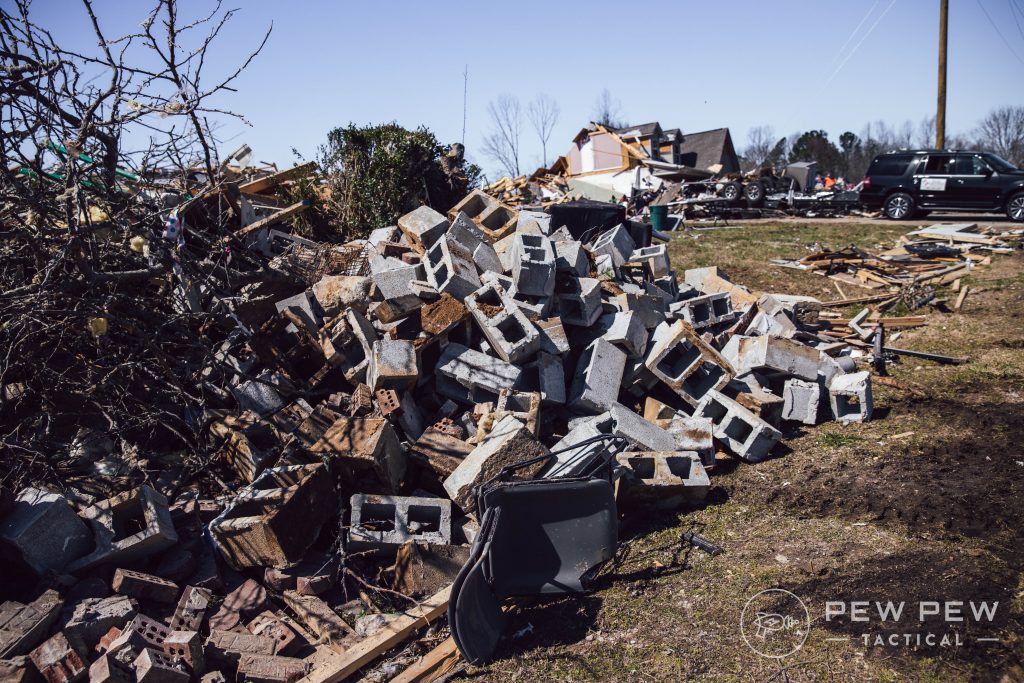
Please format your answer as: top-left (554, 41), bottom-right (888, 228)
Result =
top-left (547, 199), bottom-right (626, 242)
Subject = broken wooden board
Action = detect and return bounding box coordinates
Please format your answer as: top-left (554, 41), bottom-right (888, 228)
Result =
top-left (305, 586), bottom-right (451, 683)
top-left (234, 200), bottom-right (310, 239)
top-left (907, 223), bottom-right (1000, 245)
top-left (389, 636), bottom-right (460, 683)
top-left (238, 161), bottom-right (316, 195)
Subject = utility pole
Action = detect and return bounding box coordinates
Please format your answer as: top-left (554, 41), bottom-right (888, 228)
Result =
top-left (936, 0), bottom-right (948, 149)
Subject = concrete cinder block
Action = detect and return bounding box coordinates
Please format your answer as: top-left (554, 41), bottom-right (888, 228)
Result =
top-left (423, 234), bottom-right (482, 300)
top-left (495, 389), bottom-right (541, 435)
top-left (274, 291), bottom-right (322, 333)
top-left (616, 451), bottom-right (710, 508)
top-left (231, 379), bottom-right (284, 417)
top-left (443, 416), bottom-right (548, 513)
top-left (517, 210), bottom-right (551, 234)
top-left (541, 415), bottom-right (613, 479)
top-left (450, 212), bottom-right (503, 274)
top-left (670, 292), bottom-right (735, 330)
top-left (62, 596), bottom-right (137, 655)
top-left (628, 245), bottom-right (671, 278)
top-left (324, 309), bottom-right (378, 384)
top-left (397, 205), bottom-right (449, 252)
top-left (520, 351), bottom-right (565, 405)
top-left (782, 378), bottom-right (821, 425)
top-left (599, 311), bottom-right (648, 357)
top-left (644, 320), bottom-right (734, 407)
top-left (371, 263), bottom-right (425, 319)
top-left (435, 343), bottom-right (521, 405)
top-left (608, 403), bottom-right (676, 452)
top-left (67, 486), bottom-right (177, 573)
top-left (311, 275), bottom-right (371, 318)
top-left (367, 339), bottom-right (418, 391)
top-left (721, 335), bottom-right (822, 381)
top-left (829, 371), bottom-right (873, 423)
top-left (465, 282), bottom-right (540, 363)
top-left (0, 489), bottom-right (92, 575)
top-left (694, 390), bottom-right (782, 463)
top-left (555, 277), bottom-right (602, 327)
top-left (664, 415), bottom-right (715, 466)
top-left (310, 418), bottom-right (405, 491)
top-left (0, 590), bottom-right (62, 658)
top-left (510, 234), bottom-right (555, 297)
top-left (568, 338), bottom-right (626, 414)
top-left (553, 240), bottom-right (589, 276)
top-left (589, 224), bottom-right (635, 269)
top-left (408, 429), bottom-right (473, 479)
top-left (615, 289), bottom-right (666, 329)
top-left (480, 271), bottom-right (550, 321)
top-left (208, 465), bottom-right (335, 570)
top-left (535, 317), bottom-right (570, 355)
top-left (448, 190), bottom-right (519, 241)
top-left (348, 494), bottom-right (452, 549)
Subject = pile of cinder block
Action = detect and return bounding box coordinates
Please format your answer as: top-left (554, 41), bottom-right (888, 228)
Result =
top-left (0, 190), bottom-right (877, 680)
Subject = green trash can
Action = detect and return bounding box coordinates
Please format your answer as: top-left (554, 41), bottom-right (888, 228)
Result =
top-left (649, 204), bottom-right (667, 231)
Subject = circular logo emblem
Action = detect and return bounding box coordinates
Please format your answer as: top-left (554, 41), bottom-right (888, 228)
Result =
top-left (740, 588), bottom-right (810, 659)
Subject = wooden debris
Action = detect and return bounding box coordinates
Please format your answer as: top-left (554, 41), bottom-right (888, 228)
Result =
top-left (389, 636), bottom-right (460, 683)
top-left (954, 286), bottom-right (969, 312)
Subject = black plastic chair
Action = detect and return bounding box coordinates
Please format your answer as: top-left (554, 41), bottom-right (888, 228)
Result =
top-left (448, 435), bottom-right (626, 665)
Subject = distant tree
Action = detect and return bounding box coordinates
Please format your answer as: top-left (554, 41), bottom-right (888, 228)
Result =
top-left (789, 130), bottom-right (842, 175)
top-left (592, 88), bottom-right (626, 129)
top-left (743, 125), bottom-right (775, 170)
top-left (838, 131), bottom-right (861, 178)
top-left (976, 105), bottom-right (1024, 166)
top-left (765, 137), bottom-right (789, 170)
top-left (319, 123), bottom-right (480, 238)
top-left (481, 94), bottom-right (523, 177)
top-left (916, 114), bottom-right (936, 149)
top-left (527, 94), bottom-right (560, 168)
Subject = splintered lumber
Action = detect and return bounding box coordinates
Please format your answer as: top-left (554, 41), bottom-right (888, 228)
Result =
top-left (819, 293), bottom-right (898, 307)
top-left (389, 637), bottom-right (460, 683)
top-left (306, 586), bottom-right (451, 683)
top-left (238, 161), bottom-right (316, 194)
top-left (234, 200), bottom-right (310, 238)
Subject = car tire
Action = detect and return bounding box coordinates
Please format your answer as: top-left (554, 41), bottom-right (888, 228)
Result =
top-left (883, 192), bottom-right (915, 220)
top-left (744, 181), bottom-right (765, 207)
top-left (1007, 192), bottom-right (1024, 222)
top-left (720, 182), bottom-right (742, 202)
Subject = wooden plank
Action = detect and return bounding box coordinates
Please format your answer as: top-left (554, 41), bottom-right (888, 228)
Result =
top-left (234, 200), bottom-right (310, 238)
top-left (954, 285), bottom-right (969, 312)
top-left (389, 637), bottom-right (460, 683)
top-left (819, 293), bottom-right (898, 307)
top-left (238, 161), bottom-right (317, 194)
top-left (306, 586), bottom-right (451, 683)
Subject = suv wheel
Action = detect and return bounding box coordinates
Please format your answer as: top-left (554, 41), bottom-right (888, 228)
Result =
top-left (1007, 192), bottom-right (1024, 222)
top-left (720, 182), bottom-right (742, 201)
top-left (744, 181), bottom-right (765, 207)
top-left (884, 192), bottom-right (915, 220)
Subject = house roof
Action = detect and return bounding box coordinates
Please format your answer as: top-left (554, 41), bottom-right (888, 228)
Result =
top-left (676, 127), bottom-right (736, 172)
top-left (662, 128), bottom-right (682, 141)
top-left (614, 122), bottom-right (662, 139)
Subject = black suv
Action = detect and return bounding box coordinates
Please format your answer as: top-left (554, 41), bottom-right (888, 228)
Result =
top-left (860, 150), bottom-right (1024, 221)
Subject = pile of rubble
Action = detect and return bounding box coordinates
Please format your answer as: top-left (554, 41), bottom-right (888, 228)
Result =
top-left (1, 172), bottom-right (883, 680)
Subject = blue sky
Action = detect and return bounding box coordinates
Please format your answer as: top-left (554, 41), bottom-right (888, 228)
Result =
top-left (18, 0), bottom-right (1024, 179)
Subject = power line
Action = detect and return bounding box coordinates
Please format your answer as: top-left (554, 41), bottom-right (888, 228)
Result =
top-left (826, 0), bottom-right (882, 75)
top-left (820, 0), bottom-right (899, 90)
top-left (976, 0), bottom-right (1024, 65)
top-left (1008, 0), bottom-right (1024, 42)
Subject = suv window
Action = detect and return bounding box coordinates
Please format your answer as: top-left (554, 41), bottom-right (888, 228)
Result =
top-left (921, 154), bottom-right (956, 174)
top-left (867, 154), bottom-right (914, 176)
